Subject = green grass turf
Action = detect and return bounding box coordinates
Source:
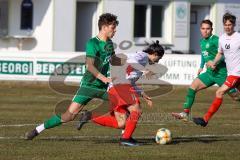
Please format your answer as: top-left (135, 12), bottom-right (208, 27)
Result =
top-left (0, 81), bottom-right (240, 160)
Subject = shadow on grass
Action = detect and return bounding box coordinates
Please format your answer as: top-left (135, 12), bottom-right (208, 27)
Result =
top-left (38, 136), bottom-right (155, 145)
top-left (37, 135), bottom-right (240, 146)
top-left (172, 136), bottom-right (240, 144)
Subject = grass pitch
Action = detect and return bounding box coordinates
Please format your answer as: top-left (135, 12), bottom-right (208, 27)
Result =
top-left (0, 81), bottom-right (240, 160)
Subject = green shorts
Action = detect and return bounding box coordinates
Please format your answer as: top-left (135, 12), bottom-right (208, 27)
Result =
top-left (198, 71), bottom-right (226, 87)
top-left (72, 84), bottom-right (108, 105)
top-left (198, 71), bottom-right (238, 94)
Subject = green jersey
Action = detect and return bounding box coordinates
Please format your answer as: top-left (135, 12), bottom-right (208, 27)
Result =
top-left (200, 34), bottom-right (227, 75)
top-left (81, 36), bottom-right (114, 87)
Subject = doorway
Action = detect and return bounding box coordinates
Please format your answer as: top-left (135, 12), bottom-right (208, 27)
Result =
top-left (190, 5), bottom-right (210, 54)
top-left (75, 2), bottom-right (98, 51)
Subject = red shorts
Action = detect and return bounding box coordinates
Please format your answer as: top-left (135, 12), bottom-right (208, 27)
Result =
top-left (224, 75), bottom-right (240, 88)
top-left (108, 84), bottom-right (140, 114)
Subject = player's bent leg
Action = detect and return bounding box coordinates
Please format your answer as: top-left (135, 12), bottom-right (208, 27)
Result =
top-left (215, 84), bottom-right (229, 98)
top-left (172, 78), bottom-right (207, 121)
top-left (91, 113), bottom-right (120, 129)
top-left (62, 102), bottom-right (84, 122)
top-left (193, 84), bottom-right (230, 127)
top-left (204, 85), bottom-right (229, 121)
top-left (77, 110), bottom-right (128, 130)
top-left (114, 111), bottom-right (128, 129)
top-left (186, 78), bottom-right (208, 109)
top-left (190, 78), bottom-right (208, 91)
top-left (200, 76), bottom-right (240, 124)
top-left (120, 104), bottom-right (142, 146)
top-left (26, 102), bottom-right (83, 140)
top-left (87, 106), bottom-right (128, 130)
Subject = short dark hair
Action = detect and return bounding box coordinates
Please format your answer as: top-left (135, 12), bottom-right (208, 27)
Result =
top-left (223, 12), bottom-right (236, 25)
top-left (143, 40), bottom-right (165, 57)
top-left (200, 19), bottom-right (213, 28)
top-left (98, 13), bottom-right (119, 30)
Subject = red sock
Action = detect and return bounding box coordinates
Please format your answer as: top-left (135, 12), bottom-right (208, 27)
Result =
top-left (184, 109), bottom-right (190, 113)
top-left (204, 97), bottom-right (223, 122)
top-left (122, 111), bottom-right (141, 139)
top-left (92, 114), bottom-right (119, 128)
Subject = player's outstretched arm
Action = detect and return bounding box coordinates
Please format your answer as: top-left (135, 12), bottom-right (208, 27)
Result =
top-left (213, 52), bottom-right (224, 67)
top-left (86, 57), bottom-right (112, 84)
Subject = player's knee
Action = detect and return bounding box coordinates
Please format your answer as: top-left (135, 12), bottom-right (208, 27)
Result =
top-left (117, 121), bottom-right (125, 129)
top-left (190, 81), bottom-right (201, 91)
top-left (130, 108), bottom-right (142, 115)
top-left (190, 84), bottom-right (197, 91)
top-left (216, 89), bottom-right (224, 98)
top-left (128, 104), bottom-right (142, 113)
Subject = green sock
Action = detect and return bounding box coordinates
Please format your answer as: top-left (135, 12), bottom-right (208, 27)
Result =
top-left (228, 88), bottom-right (240, 101)
top-left (183, 88), bottom-right (196, 110)
top-left (229, 88), bottom-right (237, 94)
top-left (44, 114), bottom-right (62, 129)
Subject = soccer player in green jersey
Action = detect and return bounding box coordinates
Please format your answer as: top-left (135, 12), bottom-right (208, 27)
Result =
top-left (172, 19), bottom-right (240, 121)
top-left (25, 13), bottom-right (119, 140)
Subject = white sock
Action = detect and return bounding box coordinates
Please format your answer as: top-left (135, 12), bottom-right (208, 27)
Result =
top-left (36, 124), bottom-right (45, 133)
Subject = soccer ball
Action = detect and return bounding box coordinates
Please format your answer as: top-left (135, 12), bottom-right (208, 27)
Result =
top-left (155, 128), bottom-right (172, 145)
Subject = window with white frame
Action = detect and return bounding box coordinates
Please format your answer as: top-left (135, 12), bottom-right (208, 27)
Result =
top-left (134, 1), bottom-right (169, 42)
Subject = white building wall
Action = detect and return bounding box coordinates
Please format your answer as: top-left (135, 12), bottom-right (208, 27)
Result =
top-left (102, 0), bottom-right (176, 53)
top-left (0, 0), bottom-right (54, 51)
top-left (53, 0), bottom-right (76, 51)
top-left (172, 1), bottom-right (190, 53)
top-left (102, 0), bottom-right (134, 53)
top-left (1, 0), bottom-right (240, 53)
top-left (214, 0), bottom-right (240, 37)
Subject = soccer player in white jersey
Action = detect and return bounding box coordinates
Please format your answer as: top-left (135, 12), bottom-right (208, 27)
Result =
top-left (77, 41), bottom-right (164, 146)
top-left (193, 13), bottom-right (240, 127)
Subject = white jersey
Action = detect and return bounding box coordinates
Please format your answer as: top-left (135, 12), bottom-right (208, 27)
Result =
top-left (109, 51), bottom-right (149, 95)
top-left (126, 51), bottom-right (149, 80)
top-left (218, 32), bottom-right (240, 76)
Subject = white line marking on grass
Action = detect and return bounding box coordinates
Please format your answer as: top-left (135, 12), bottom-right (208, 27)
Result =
top-left (177, 134), bottom-right (240, 138)
top-left (0, 124), bottom-right (36, 127)
top-left (1, 134), bottom-right (240, 140)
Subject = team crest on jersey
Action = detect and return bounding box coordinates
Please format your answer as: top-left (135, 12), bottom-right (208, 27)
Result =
top-left (104, 42), bottom-right (114, 53)
top-left (206, 43), bottom-right (210, 48)
top-left (202, 51), bottom-right (208, 56)
top-left (103, 55), bottom-right (111, 64)
top-left (225, 44), bottom-right (230, 49)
